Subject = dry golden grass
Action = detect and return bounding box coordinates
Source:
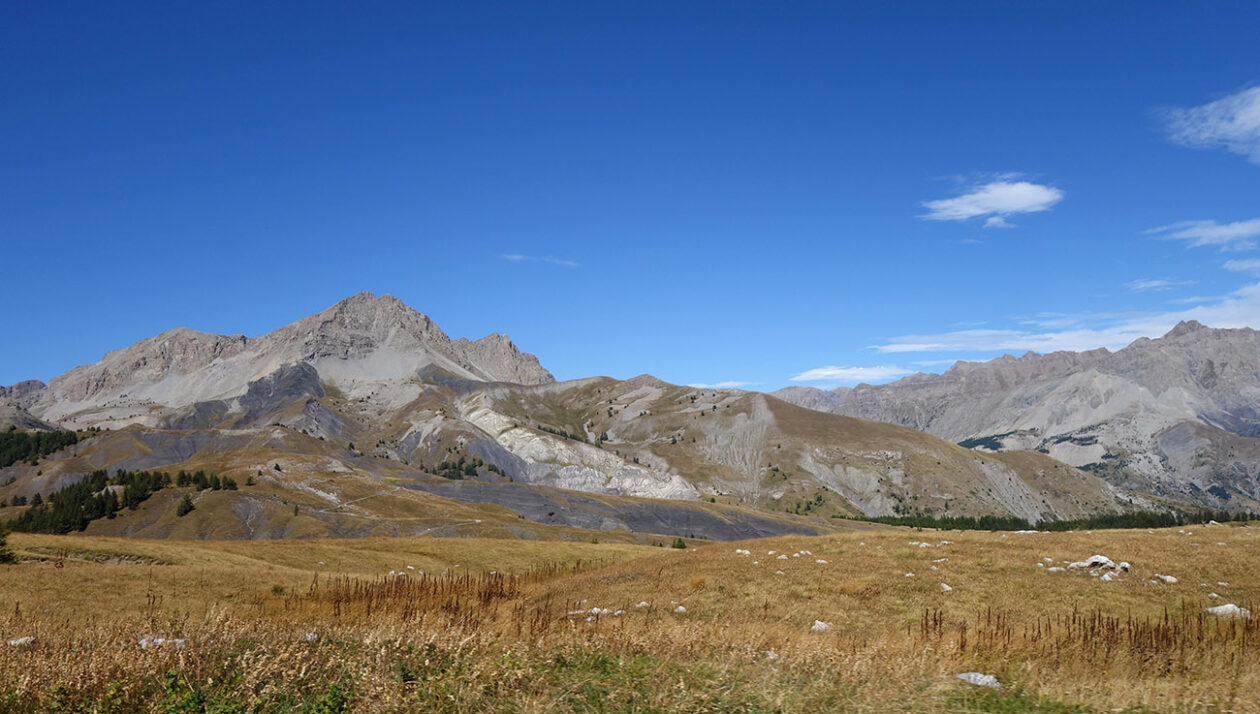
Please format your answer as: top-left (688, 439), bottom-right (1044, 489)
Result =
top-left (2, 524), bottom-right (1259, 712)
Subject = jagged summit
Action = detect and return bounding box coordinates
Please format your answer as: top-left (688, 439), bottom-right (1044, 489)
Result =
top-left (1165, 320), bottom-right (1209, 339)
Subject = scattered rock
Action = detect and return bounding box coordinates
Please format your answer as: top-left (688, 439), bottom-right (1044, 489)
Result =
top-left (674, 605), bottom-right (687, 613)
top-left (940, 583), bottom-right (953, 592)
top-left (303, 632), bottom-right (320, 643)
top-left (139, 637), bottom-right (187, 650)
top-left (1152, 574), bottom-right (1178, 584)
top-left (810, 620), bottom-right (832, 632)
top-left (956, 672), bottom-right (1001, 690)
top-left (1066, 554), bottom-right (1129, 579)
top-left (6, 636), bottom-right (35, 647)
top-left (1068, 555), bottom-right (1115, 571)
top-left (1207, 604), bottom-right (1251, 619)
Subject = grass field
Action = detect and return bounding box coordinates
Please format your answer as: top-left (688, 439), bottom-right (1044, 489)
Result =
top-left (2, 524), bottom-right (1258, 713)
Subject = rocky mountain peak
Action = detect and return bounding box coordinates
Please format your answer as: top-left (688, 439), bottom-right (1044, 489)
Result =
top-left (17, 293), bottom-right (556, 425)
top-left (1164, 320), bottom-right (1209, 339)
top-left (451, 332), bottom-right (555, 385)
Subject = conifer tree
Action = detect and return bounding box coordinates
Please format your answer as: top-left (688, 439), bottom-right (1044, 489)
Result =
top-left (0, 526), bottom-right (16, 564)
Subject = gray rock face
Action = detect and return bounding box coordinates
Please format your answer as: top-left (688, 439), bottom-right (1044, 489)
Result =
top-left (451, 333), bottom-right (553, 386)
top-left (0, 398), bottom-right (54, 431)
top-left (0, 380), bottom-right (48, 409)
top-left (774, 322), bottom-right (1260, 509)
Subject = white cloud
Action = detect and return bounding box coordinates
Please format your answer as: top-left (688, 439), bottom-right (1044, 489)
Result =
top-left (922, 180), bottom-right (1064, 224)
top-left (1165, 86), bottom-right (1260, 164)
top-left (1125, 278), bottom-right (1195, 292)
top-left (871, 282), bottom-right (1260, 355)
top-left (1224, 259), bottom-right (1260, 275)
top-left (1015, 310), bottom-right (1146, 330)
top-left (789, 365), bottom-right (915, 384)
top-left (1147, 219), bottom-right (1260, 251)
top-left (686, 381), bottom-right (757, 389)
top-left (1168, 294), bottom-right (1224, 305)
top-left (500, 254), bottom-right (580, 268)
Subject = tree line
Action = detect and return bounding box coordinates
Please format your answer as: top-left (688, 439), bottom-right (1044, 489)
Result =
top-left (0, 427), bottom-right (80, 468)
top-left (863, 507), bottom-right (1259, 532)
top-left (4, 468), bottom-right (235, 534)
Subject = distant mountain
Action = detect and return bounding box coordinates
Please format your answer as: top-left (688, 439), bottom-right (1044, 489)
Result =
top-left (17, 291), bottom-right (554, 427)
top-left (774, 321), bottom-right (1260, 510)
top-left (0, 293), bottom-right (1137, 541)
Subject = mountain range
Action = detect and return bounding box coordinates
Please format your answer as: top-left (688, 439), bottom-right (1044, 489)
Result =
top-left (0, 293), bottom-right (1183, 541)
top-left (775, 321), bottom-right (1260, 512)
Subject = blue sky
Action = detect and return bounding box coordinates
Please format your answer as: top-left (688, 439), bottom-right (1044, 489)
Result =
top-left (3, 2), bottom-right (1260, 391)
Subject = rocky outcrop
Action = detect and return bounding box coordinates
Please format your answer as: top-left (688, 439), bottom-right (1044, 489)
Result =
top-left (451, 333), bottom-right (554, 386)
top-left (0, 398), bottom-right (54, 431)
top-left (0, 380), bottom-right (47, 409)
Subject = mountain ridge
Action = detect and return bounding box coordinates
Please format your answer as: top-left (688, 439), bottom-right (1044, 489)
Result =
top-left (774, 321), bottom-right (1260, 510)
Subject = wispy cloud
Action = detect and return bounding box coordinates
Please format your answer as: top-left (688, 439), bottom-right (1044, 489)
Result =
top-left (789, 365), bottom-right (915, 384)
top-left (499, 253), bottom-right (580, 268)
top-left (1014, 310), bottom-right (1147, 330)
top-left (1147, 219), bottom-right (1260, 251)
top-left (922, 179), bottom-right (1064, 227)
top-left (1168, 294), bottom-right (1224, 305)
top-left (686, 381), bottom-right (757, 389)
top-left (912, 359), bottom-right (960, 367)
top-left (1165, 86), bottom-right (1260, 164)
top-left (870, 282), bottom-right (1260, 355)
top-left (1125, 278), bottom-right (1195, 292)
top-left (1224, 258), bottom-right (1260, 275)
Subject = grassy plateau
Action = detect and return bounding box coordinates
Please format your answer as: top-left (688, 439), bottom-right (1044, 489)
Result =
top-left (1, 523), bottom-right (1258, 713)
